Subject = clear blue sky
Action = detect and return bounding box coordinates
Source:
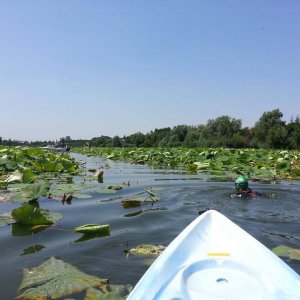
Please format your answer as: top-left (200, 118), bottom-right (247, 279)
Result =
top-left (1, 1), bottom-right (299, 141)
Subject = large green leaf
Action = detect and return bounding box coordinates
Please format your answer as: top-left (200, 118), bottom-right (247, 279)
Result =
top-left (22, 168), bottom-right (36, 183)
top-left (11, 205), bottom-right (63, 226)
top-left (12, 182), bottom-right (50, 203)
top-left (49, 183), bottom-right (93, 197)
top-left (74, 224), bottom-right (110, 234)
top-left (16, 257), bottom-right (108, 300)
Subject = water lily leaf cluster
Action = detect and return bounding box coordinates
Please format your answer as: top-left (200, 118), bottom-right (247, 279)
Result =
top-left (0, 146), bottom-right (80, 189)
top-left (73, 147), bottom-right (300, 181)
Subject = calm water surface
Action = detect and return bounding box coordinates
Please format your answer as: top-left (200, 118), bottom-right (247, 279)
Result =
top-left (0, 153), bottom-right (299, 299)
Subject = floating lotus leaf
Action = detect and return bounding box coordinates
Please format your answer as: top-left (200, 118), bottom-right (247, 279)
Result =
top-left (129, 244), bottom-right (165, 256)
top-left (49, 183), bottom-right (93, 197)
top-left (12, 205), bottom-right (63, 226)
top-left (60, 158), bottom-right (77, 172)
top-left (72, 147), bottom-right (300, 181)
top-left (74, 224), bottom-right (110, 235)
top-left (73, 193), bottom-right (92, 199)
top-left (21, 168), bottom-right (36, 183)
top-left (74, 224), bottom-right (110, 243)
top-left (12, 182), bottom-right (50, 203)
top-left (16, 257), bottom-right (108, 300)
top-left (121, 199), bottom-right (141, 208)
top-left (272, 245), bottom-right (300, 261)
top-left (96, 188), bottom-right (117, 194)
top-left (43, 160), bottom-right (63, 172)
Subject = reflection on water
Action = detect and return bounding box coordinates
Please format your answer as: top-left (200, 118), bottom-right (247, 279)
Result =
top-left (21, 245), bottom-right (45, 256)
top-left (0, 153), bottom-right (299, 299)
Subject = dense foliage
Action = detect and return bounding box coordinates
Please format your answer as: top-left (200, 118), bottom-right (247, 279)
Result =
top-left (1, 109), bottom-right (299, 149)
top-left (73, 147), bottom-right (300, 182)
top-left (87, 110), bottom-right (300, 149)
top-left (0, 146), bottom-right (80, 190)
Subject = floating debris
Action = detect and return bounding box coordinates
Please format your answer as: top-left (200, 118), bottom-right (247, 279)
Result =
top-left (129, 244), bottom-right (165, 256)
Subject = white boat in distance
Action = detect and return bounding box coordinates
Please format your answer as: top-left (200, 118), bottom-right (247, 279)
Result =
top-left (127, 210), bottom-right (300, 300)
top-left (40, 145), bottom-right (70, 153)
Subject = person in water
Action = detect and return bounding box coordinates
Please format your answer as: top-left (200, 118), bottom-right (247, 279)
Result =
top-left (234, 175), bottom-right (262, 198)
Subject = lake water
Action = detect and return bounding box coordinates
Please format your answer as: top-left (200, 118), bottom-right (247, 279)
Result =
top-left (0, 153), bottom-right (299, 299)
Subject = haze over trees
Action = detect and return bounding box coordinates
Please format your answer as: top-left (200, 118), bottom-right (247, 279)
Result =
top-left (1, 109), bottom-right (300, 150)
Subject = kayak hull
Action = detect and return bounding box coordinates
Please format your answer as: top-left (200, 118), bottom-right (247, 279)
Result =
top-left (127, 210), bottom-right (300, 300)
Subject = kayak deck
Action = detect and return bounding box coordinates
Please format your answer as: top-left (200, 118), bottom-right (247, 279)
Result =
top-left (127, 210), bottom-right (300, 299)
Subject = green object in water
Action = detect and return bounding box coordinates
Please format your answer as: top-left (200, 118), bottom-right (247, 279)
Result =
top-left (235, 175), bottom-right (248, 190)
top-left (74, 224), bottom-right (110, 235)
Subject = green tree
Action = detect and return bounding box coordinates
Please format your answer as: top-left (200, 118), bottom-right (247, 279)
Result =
top-left (252, 109), bottom-right (285, 148)
top-left (267, 125), bottom-right (288, 148)
top-left (203, 116), bottom-right (243, 147)
top-left (286, 120), bottom-right (300, 149)
top-left (112, 135), bottom-right (122, 147)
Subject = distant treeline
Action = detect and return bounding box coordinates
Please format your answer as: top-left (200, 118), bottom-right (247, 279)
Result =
top-left (1, 109), bottom-right (300, 150)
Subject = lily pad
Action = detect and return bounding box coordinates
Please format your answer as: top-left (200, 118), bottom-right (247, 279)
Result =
top-left (12, 182), bottom-right (50, 203)
top-left (49, 183), bottom-right (93, 197)
top-left (272, 245), bottom-right (300, 260)
top-left (121, 199), bottom-right (142, 208)
top-left (74, 224), bottom-right (110, 243)
top-left (73, 193), bottom-right (92, 199)
top-left (12, 205), bottom-right (63, 226)
top-left (96, 188), bottom-right (117, 194)
top-left (74, 224), bottom-right (110, 235)
top-left (16, 257), bottom-right (108, 300)
top-left (129, 244), bottom-right (165, 256)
